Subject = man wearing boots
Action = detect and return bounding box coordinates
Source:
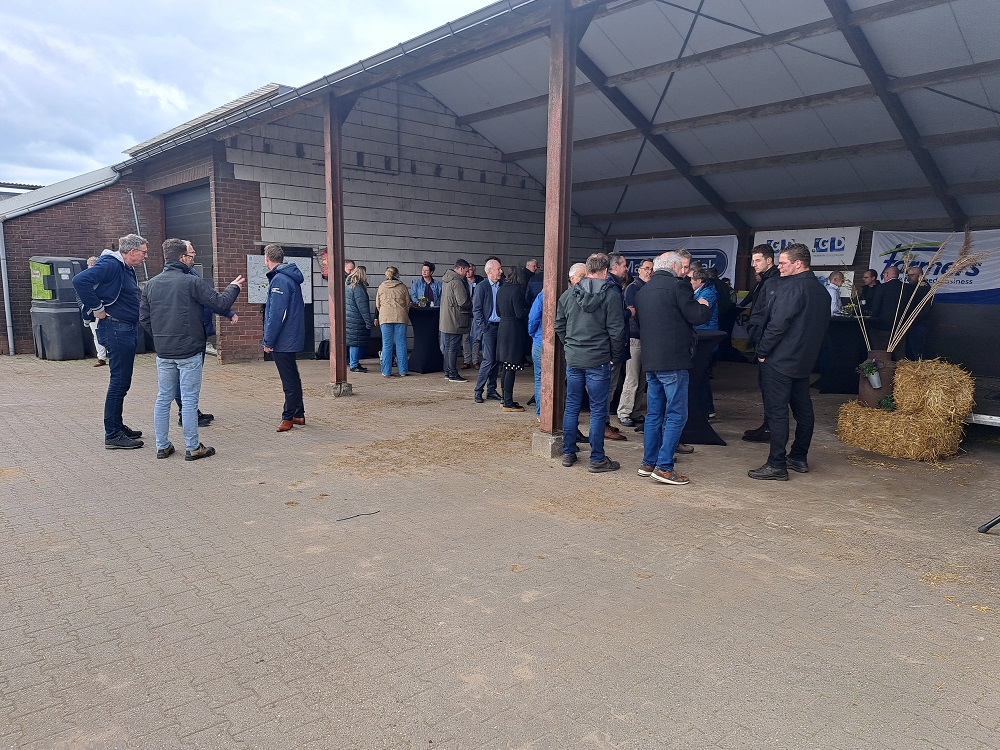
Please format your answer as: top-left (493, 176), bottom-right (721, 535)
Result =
top-left (743, 244), bottom-right (781, 443)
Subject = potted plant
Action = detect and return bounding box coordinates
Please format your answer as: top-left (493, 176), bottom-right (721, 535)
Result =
top-left (857, 358), bottom-right (881, 389)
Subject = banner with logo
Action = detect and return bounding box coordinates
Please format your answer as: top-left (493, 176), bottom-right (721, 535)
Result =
top-left (612, 235), bottom-right (738, 282)
top-left (870, 230), bottom-right (1000, 304)
top-left (753, 227), bottom-right (861, 266)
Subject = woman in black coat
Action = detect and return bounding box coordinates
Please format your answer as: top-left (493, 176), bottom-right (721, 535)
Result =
top-left (345, 266), bottom-right (373, 372)
top-left (495, 266), bottom-right (530, 412)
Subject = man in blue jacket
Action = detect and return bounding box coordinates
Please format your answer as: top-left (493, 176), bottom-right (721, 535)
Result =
top-left (72, 233), bottom-right (148, 450)
top-left (262, 244), bottom-right (306, 432)
top-left (748, 243), bottom-right (831, 480)
top-left (140, 238), bottom-right (244, 461)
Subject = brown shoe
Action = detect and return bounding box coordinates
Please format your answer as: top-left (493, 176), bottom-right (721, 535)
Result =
top-left (93, 360), bottom-right (106, 367)
top-left (276, 419), bottom-right (294, 432)
top-left (291, 417), bottom-right (305, 425)
top-left (604, 425), bottom-right (627, 441)
top-left (651, 468), bottom-right (690, 485)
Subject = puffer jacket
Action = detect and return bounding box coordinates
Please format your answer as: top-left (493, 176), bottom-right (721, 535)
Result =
top-left (140, 260), bottom-right (240, 359)
top-left (439, 268), bottom-right (472, 334)
top-left (554, 277), bottom-right (625, 369)
top-left (375, 279), bottom-right (410, 324)
top-left (262, 262), bottom-right (305, 352)
top-left (345, 281), bottom-right (373, 347)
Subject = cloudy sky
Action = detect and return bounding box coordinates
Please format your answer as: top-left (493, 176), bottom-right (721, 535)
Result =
top-left (0, 0), bottom-right (491, 186)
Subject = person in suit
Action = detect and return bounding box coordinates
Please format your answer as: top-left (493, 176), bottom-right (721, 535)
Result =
top-left (496, 266), bottom-right (530, 411)
top-left (472, 258), bottom-right (504, 403)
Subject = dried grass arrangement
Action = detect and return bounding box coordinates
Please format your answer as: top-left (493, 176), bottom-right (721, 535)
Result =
top-left (837, 359), bottom-right (975, 462)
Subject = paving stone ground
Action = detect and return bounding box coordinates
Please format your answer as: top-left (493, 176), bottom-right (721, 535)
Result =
top-left (1, 352), bottom-right (998, 750)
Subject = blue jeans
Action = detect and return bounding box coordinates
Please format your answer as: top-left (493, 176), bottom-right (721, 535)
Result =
top-left (155, 353), bottom-right (204, 451)
top-left (349, 346), bottom-right (365, 369)
top-left (443, 332), bottom-right (463, 377)
top-left (380, 323), bottom-right (408, 376)
top-left (643, 369), bottom-right (689, 471)
top-left (531, 342), bottom-right (542, 417)
top-left (175, 351), bottom-right (206, 411)
top-left (96, 319), bottom-right (137, 440)
top-left (562, 363), bottom-right (610, 463)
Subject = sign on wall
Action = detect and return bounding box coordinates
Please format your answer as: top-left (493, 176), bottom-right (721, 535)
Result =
top-left (247, 255), bottom-right (313, 304)
top-left (870, 230), bottom-right (1000, 304)
top-left (753, 227), bottom-right (861, 266)
top-left (612, 235), bottom-right (739, 282)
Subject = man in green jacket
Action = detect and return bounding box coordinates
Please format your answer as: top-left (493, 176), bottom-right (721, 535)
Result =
top-left (554, 253), bottom-right (626, 473)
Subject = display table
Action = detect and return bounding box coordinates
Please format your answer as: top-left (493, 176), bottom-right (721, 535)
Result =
top-left (814, 315), bottom-right (869, 394)
top-left (680, 330), bottom-right (728, 446)
top-left (408, 307), bottom-right (443, 374)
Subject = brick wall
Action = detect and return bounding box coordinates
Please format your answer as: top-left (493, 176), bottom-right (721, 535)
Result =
top-left (226, 81), bottom-right (605, 347)
top-left (0, 174), bottom-right (164, 355)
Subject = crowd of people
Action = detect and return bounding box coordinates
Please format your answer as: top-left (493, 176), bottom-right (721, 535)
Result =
top-left (78, 235), bottom-right (922, 480)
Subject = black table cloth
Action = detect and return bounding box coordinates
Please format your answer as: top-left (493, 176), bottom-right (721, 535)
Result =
top-left (814, 316), bottom-right (869, 395)
top-left (407, 307), bottom-right (443, 374)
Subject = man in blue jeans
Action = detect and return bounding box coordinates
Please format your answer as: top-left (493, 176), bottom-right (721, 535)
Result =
top-left (634, 250), bottom-right (711, 485)
top-left (554, 253), bottom-right (626, 473)
top-left (72, 234), bottom-right (149, 450)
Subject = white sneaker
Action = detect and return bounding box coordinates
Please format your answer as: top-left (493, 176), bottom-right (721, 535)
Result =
top-left (205, 342), bottom-right (218, 355)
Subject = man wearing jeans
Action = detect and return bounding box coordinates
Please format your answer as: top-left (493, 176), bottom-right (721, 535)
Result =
top-left (748, 243), bottom-right (831, 480)
top-left (140, 238), bottom-right (244, 461)
top-left (634, 250), bottom-right (711, 485)
top-left (73, 234), bottom-right (149, 450)
top-left (554, 253), bottom-right (625, 473)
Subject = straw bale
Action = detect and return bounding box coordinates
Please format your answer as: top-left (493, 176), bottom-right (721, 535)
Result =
top-left (892, 358), bottom-right (974, 421)
top-left (837, 401), bottom-right (965, 462)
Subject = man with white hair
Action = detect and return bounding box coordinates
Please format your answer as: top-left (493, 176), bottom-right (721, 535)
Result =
top-left (633, 250), bottom-right (711, 485)
top-left (472, 257), bottom-right (504, 403)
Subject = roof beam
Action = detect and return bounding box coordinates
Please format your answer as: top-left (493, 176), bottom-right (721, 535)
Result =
top-left (458, 0), bottom-right (953, 127)
top-left (503, 59), bottom-right (1000, 162)
top-left (574, 49), bottom-right (749, 232)
top-left (823, 0), bottom-right (966, 229)
top-left (578, 179), bottom-right (1000, 222)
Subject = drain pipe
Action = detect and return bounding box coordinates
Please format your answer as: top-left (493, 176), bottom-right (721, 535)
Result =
top-left (0, 224), bottom-right (15, 355)
top-left (0, 168), bottom-right (122, 355)
top-left (126, 188), bottom-right (150, 280)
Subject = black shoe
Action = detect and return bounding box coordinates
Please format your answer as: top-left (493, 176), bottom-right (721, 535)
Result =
top-left (474, 393), bottom-right (485, 404)
top-left (526, 395), bottom-right (536, 406)
top-left (198, 416), bottom-right (212, 428)
top-left (106, 433), bottom-right (143, 450)
top-left (185, 443), bottom-right (216, 461)
top-left (349, 365), bottom-right (367, 373)
top-left (486, 393), bottom-right (502, 401)
top-left (446, 374), bottom-right (468, 383)
top-left (634, 423), bottom-right (644, 433)
top-left (742, 428), bottom-right (771, 443)
top-left (156, 443), bottom-right (175, 459)
top-left (675, 443), bottom-right (695, 455)
top-left (121, 425), bottom-right (142, 439)
top-left (588, 457), bottom-right (621, 473)
top-left (562, 453), bottom-right (577, 467)
top-left (575, 429), bottom-right (587, 442)
top-left (788, 458), bottom-right (809, 473)
top-left (748, 464), bottom-right (788, 481)
top-left (199, 410), bottom-right (214, 422)
top-left (619, 416), bottom-right (636, 427)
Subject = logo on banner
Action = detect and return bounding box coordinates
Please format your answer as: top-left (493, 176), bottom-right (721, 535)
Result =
top-left (689, 249), bottom-right (729, 277)
top-left (765, 236), bottom-right (850, 254)
top-left (876, 242), bottom-right (981, 283)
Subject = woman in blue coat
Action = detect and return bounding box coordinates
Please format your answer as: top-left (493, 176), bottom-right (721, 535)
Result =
top-left (345, 266), bottom-right (373, 372)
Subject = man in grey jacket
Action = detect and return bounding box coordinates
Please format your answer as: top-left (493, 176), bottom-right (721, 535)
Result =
top-left (554, 253), bottom-right (626, 473)
top-left (140, 238), bottom-right (244, 461)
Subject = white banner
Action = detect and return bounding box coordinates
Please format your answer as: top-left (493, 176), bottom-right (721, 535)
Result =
top-left (613, 235), bottom-right (738, 283)
top-left (870, 230), bottom-right (1000, 304)
top-left (754, 226), bottom-right (861, 266)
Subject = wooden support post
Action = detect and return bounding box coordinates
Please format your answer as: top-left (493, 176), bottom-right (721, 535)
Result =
top-left (324, 92), bottom-right (350, 394)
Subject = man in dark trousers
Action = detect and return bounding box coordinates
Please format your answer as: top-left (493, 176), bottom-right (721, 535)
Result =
top-left (748, 243), bottom-right (831, 480)
top-left (634, 250), bottom-right (711, 485)
top-left (742, 244), bottom-right (782, 443)
top-left (440, 258), bottom-right (473, 383)
top-left (140, 238), bottom-right (244, 461)
top-left (72, 233), bottom-right (149, 450)
top-left (262, 244), bottom-right (306, 432)
top-left (472, 258), bottom-right (503, 403)
top-left (870, 265), bottom-right (904, 350)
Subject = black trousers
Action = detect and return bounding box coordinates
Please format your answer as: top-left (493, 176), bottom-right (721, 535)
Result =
top-left (273, 351), bottom-right (305, 421)
top-left (474, 323), bottom-right (500, 397)
top-left (443, 332), bottom-right (463, 377)
top-left (760, 362), bottom-right (814, 469)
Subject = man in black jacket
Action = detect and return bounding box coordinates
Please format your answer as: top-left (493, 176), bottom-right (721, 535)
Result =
top-left (140, 238), bottom-right (244, 461)
top-left (743, 244), bottom-right (782, 442)
top-left (634, 251), bottom-right (711, 485)
top-left (748, 243), bottom-right (831, 480)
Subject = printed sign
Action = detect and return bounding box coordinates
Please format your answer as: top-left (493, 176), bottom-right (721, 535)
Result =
top-left (753, 227), bottom-right (861, 266)
top-left (247, 255), bottom-right (313, 304)
top-left (870, 230), bottom-right (1000, 304)
top-left (612, 235), bottom-right (738, 282)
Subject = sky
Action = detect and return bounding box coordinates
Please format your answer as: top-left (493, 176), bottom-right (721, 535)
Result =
top-left (0, 0), bottom-right (492, 187)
